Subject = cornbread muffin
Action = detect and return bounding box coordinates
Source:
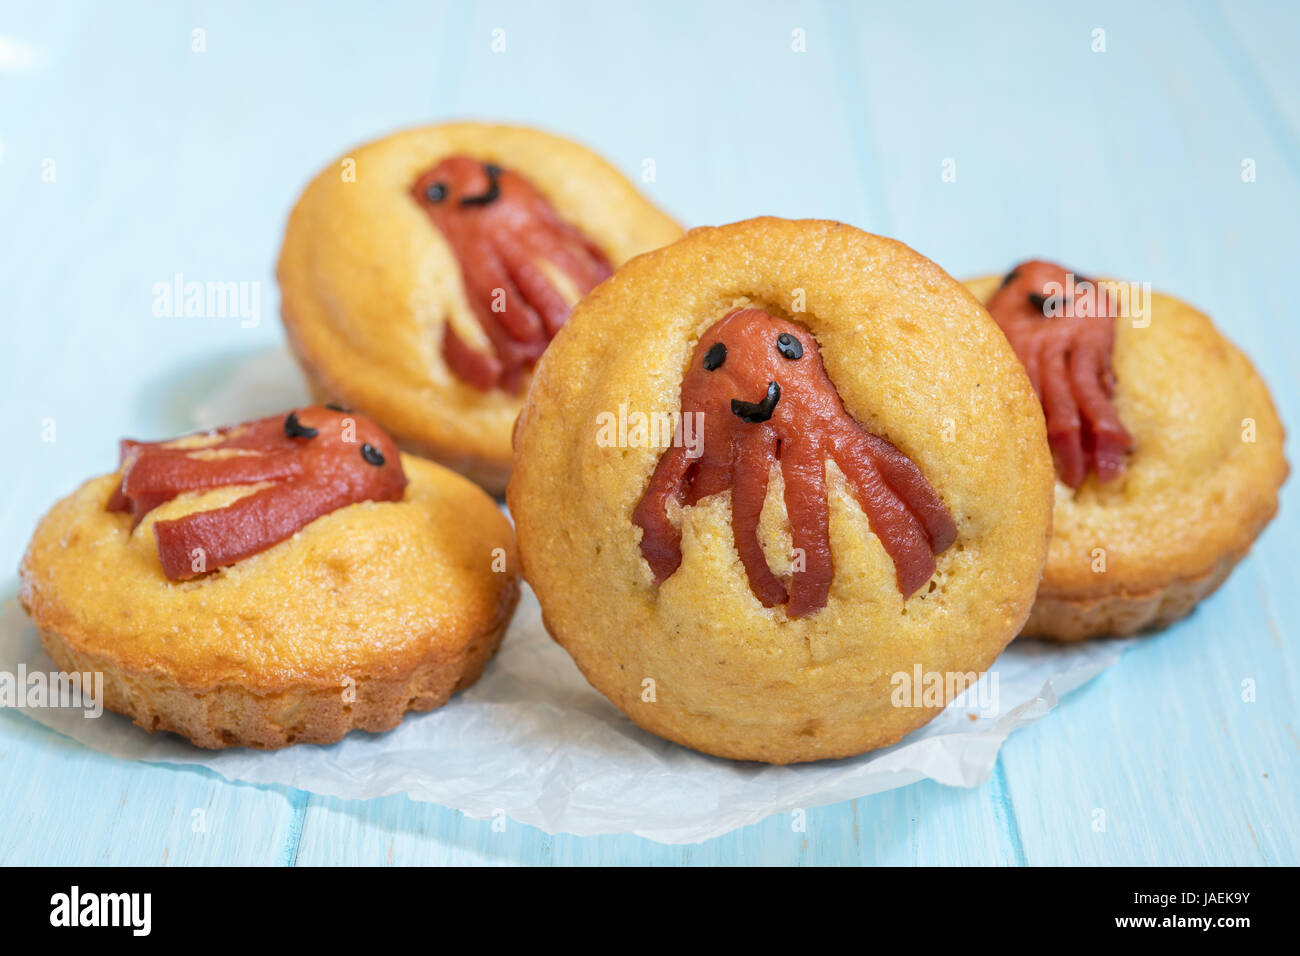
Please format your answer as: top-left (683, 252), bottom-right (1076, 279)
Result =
top-left (20, 407), bottom-right (519, 749)
top-left (509, 218), bottom-right (1054, 764)
top-left (278, 122), bottom-right (682, 495)
top-left (967, 268), bottom-right (1287, 641)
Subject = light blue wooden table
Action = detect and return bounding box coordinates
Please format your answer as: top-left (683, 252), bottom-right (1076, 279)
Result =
top-left (1, 0), bottom-right (1296, 865)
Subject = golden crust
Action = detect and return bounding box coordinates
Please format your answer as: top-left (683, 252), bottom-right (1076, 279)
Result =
top-left (277, 122), bottom-right (683, 496)
top-left (966, 274), bottom-right (1288, 641)
top-left (20, 455), bottom-right (520, 748)
top-left (509, 218), bottom-right (1055, 764)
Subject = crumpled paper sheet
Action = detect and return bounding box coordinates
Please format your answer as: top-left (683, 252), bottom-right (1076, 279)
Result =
top-left (0, 348), bottom-right (1133, 844)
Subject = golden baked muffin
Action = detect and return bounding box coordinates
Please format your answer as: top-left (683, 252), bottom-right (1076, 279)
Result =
top-left (967, 262), bottom-right (1287, 641)
top-left (278, 122), bottom-right (682, 495)
top-left (20, 405), bottom-right (519, 749)
top-left (509, 218), bottom-right (1054, 764)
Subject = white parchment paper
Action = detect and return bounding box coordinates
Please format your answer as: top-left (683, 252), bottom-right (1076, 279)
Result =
top-left (0, 348), bottom-right (1132, 843)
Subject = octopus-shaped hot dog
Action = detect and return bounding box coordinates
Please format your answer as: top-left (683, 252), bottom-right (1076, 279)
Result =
top-left (108, 405), bottom-right (407, 580)
top-left (411, 157), bottom-right (612, 392)
top-left (986, 260), bottom-right (1133, 487)
top-left (633, 308), bottom-right (956, 618)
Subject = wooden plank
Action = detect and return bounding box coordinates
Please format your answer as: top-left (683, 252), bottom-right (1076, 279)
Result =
top-left (291, 778), bottom-right (1017, 865)
top-left (0, 710), bottom-right (302, 865)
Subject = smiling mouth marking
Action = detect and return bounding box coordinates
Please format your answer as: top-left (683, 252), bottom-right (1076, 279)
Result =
top-left (459, 163), bottom-right (502, 207)
top-left (730, 381), bottom-right (781, 423)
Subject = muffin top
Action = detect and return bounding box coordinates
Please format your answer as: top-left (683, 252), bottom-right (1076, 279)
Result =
top-left (510, 218), bottom-right (1054, 762)
top-left (278, 122), bottom-right (681, 476)
top-left (967, 273), bottom-right (1288, 601)
top-left (21, 452), bottom-right (518, 691)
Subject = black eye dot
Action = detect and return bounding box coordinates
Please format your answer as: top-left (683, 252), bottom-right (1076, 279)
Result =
top-left (702, 342), bottom-right (727, 371)
top-left (324, 402), bottom-right (351, 413)
top-left (425, 182), bottom-right (448, 203)
top-left (776, 332), bottom-right (803, 360)
top-left (360, 443), bottom-right (385, 466)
